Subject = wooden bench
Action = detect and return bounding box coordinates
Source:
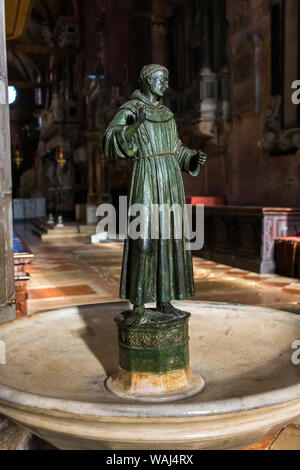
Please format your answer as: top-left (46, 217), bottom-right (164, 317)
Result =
top-left (13, 233), bottom-right (34, 318)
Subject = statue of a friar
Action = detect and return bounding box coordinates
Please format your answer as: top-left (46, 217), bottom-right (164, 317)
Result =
top-left (104, 64), bottom-right (207, 326)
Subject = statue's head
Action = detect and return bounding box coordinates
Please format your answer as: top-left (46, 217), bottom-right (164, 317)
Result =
top-left (139, 64), bottom-right (169, 98)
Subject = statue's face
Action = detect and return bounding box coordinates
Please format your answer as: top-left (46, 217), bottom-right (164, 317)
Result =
top-left (148, 70), bottom-right (169, 98)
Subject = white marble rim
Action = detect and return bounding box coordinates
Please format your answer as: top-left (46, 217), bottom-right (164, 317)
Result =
top-left (0, 301), bottom-right (300, 419)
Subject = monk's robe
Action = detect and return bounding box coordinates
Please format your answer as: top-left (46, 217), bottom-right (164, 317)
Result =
top-left (104, 90), bottom-right (201, 306)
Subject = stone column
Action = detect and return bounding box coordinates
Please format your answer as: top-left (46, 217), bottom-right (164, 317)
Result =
top-left (87, 145), bottom-right (95, 203)
top-left (151, 0), bottom-right (167, 66)
top-left (199, 0), bottom-right (212, 70)
top-left (198, 0), bottom-right (217, 124)
top-left (216, 0), bottom-right (229, 121)
top-left (95, 148), bottom-right (101, 201)
top-left (128, 1), bottom-right (152, 88)
top-left (0, 0), bottom-right (15, 325)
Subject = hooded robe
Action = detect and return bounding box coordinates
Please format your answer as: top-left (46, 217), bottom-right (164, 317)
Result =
top-left (104, 90), bottom-right (201, 306)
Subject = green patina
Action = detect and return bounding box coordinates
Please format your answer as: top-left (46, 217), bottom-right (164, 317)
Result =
top-left (104, 64), bottom-right (207, 378)
top-left (104, 64), bottom-right (207, 328)
top-left (119, 342), bottom-right (189, 374)
top-left (115, 311), bottom-right (190, 374)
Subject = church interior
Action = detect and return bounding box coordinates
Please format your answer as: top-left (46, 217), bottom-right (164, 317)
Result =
top-left (1, 0), bottom-right (300, 451)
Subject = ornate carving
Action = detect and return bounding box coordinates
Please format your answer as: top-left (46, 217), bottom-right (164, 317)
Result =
top-left (261, 95), bottom-right (300, 153)
top-left (118, 323), bottom-right (189, 348)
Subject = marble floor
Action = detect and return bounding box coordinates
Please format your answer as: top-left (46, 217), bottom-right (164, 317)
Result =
top-left (14, 222), bottom-right (300, 450)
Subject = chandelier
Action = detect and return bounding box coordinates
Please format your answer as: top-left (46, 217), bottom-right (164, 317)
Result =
top-left (56, 146), bottom-right (67, 168)
top-left (13, 147), bottom-right (23, 168)
top-left (56, 137), bottom-right (68, 168)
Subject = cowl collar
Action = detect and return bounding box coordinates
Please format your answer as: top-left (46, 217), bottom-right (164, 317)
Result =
top-left (131, 89), bottom-right (163, 107)
top-left (128, 89), bottom-right (173, 122)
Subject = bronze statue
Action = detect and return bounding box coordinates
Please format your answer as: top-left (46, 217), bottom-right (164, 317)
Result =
top-left (104, 64), bottom-right (207, 326)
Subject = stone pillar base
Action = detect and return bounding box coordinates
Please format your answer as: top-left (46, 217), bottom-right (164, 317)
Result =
top-left (106, 309), bottom-right (205, 402)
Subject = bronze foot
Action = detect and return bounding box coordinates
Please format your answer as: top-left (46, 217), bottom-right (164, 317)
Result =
top-left (157, 302), bottom-right (189, 317)
top-left (124, 305), bottom-right (145, 327)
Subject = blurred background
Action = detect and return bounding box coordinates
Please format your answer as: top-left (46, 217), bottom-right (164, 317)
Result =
top-left (1, 0), bottom-right (300, 450)
top-left (6, 0), bottom-right (300, 218)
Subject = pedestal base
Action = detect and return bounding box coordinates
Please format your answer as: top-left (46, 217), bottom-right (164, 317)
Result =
top-left (106, 367), bottom-right (205, 402)
top-left (106, 308), bottom-right (205, 402)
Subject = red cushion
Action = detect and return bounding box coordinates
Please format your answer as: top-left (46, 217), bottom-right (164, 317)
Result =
top-left (186, 196), bottom-right (226, 206)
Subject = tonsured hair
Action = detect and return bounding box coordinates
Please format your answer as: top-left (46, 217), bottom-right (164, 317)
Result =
top-left (139, 64), bottom-right (169, 92)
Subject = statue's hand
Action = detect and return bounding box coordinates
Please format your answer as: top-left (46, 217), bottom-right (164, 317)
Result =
top-left (125, 105), bottom-right (146, 142)
top-left (196, 151), bottom-right (207, 165)
top-left (136, 104), bottom-right (146, 124)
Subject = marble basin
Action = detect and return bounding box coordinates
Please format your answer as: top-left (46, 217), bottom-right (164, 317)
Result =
top-left (0, 301), bottom-right (300, 450)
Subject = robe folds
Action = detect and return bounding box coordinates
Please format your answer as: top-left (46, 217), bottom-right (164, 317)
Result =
top-left (104, 90), bottom-right (201, 306)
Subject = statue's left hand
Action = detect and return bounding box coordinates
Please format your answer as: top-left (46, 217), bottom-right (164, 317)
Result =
top-left (196, 151), bottom-right (207, 165)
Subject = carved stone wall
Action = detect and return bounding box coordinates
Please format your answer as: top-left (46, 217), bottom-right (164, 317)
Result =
top-left (31, 0), bottom-right (300, 209)
top-left (226, 0), bottom-right (300, 206)
top-left (163, 0), bottom-right (229, 200)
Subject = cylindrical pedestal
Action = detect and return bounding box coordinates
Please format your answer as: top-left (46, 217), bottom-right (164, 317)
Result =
top-left (106, 310), bottom-right (205, 402)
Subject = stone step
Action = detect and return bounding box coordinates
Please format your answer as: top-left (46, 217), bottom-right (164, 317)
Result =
top-left (0, 416), bottom-right (30, 450)
top-left (40, 222), bottom-right (80, 239)
top-left (78, 224), bottom-right (97, 235)
top-left (41, 232), bottom-right (89, 240)
top-left (44, 225), bottom-right (79, 235)
top-left (0, 416), bottom-right (56, 450)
